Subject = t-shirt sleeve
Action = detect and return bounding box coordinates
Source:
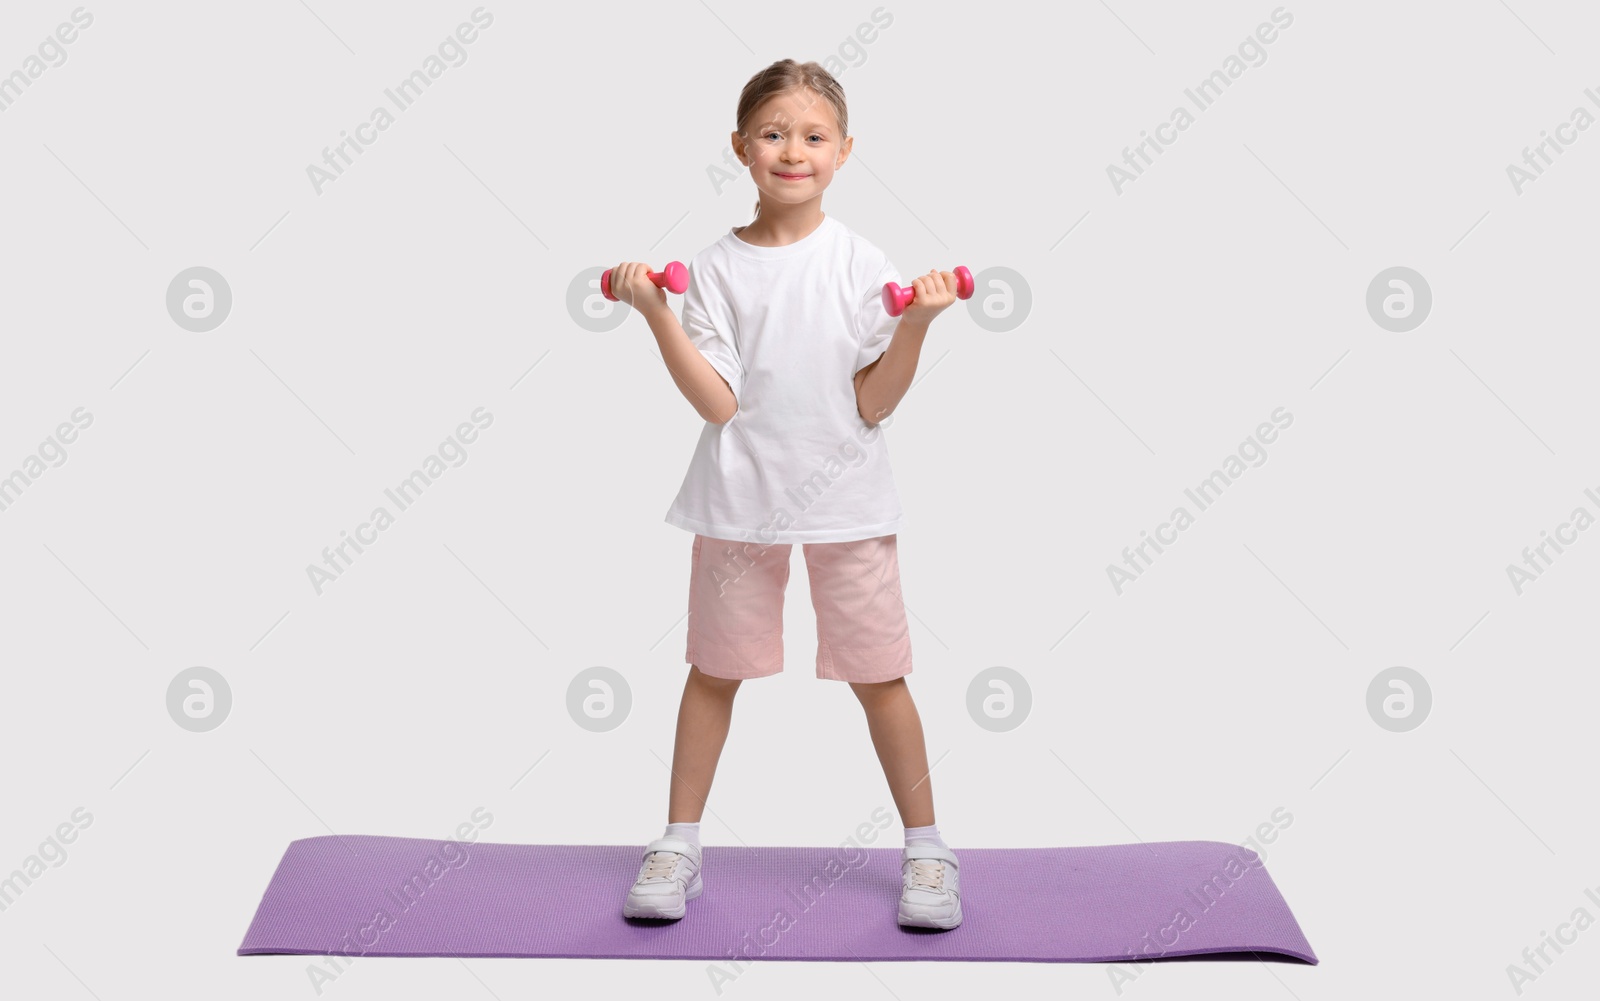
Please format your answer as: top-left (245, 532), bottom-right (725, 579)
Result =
top-left (854, 255), bottom-right (901, 377)
top-left (680, 260), bottom-right (743, 404)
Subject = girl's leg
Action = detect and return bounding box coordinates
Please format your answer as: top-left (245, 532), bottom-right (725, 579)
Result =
top-left (848, 677), bottom-right (935, 828)
top-left (667, 664), bottom-right (744, 823)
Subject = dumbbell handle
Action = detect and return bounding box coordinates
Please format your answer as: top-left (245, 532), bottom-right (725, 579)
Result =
top-left (601, 261), bottom-right (689, 302)
top-left (882, 265), bottom-right (975, 316)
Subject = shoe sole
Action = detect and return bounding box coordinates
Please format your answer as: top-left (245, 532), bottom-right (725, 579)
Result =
top-left (623, 871), bottom-right (702, 920)
top-left (898, 899), bottom-right (962, 929)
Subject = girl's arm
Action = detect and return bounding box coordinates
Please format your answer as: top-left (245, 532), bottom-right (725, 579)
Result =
top-left (639, 301), bottom-right (739, 424)
top-left (855, 269), bottom-right (961, 425)
top-left (854, 315), bottom-right (928, 427)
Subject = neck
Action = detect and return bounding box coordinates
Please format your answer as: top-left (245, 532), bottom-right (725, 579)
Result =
top-left (740, 199), bottom-right (826, 246)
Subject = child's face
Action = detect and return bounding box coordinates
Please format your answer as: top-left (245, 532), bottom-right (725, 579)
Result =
top-left (733, 87), bottom-right (851, 210)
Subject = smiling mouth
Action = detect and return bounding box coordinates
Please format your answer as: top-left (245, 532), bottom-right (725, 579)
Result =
top-left (774, 172), bottom-right (811, 180)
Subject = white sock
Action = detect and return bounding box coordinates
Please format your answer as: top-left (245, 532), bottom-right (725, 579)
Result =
top-left (663, 821), bottom-right (701, 848)
top-left (903, 823), bottom-right (946, 849)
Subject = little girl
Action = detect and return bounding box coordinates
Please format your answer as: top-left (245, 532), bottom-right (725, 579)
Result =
top-left (611, 59), bottom-right (964, 930)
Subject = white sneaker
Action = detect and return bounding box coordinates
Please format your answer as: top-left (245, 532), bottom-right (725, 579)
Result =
top-left (623, 836), bottom-right (703, 920)
top-left (898, 844), bottom-right (962, 929)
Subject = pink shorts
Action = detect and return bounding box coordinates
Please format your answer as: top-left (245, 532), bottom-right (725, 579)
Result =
top-left (685, 533), bottom-right (912, 683)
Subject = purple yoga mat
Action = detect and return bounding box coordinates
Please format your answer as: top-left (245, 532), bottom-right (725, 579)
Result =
top-left (238, 835), bottom-right (1317, 964)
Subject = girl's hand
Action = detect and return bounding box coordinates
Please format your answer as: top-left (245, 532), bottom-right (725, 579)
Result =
top-left (610, 261), bottom-right (668, 314)
top-left (900, 268), bottom-right (960, 326)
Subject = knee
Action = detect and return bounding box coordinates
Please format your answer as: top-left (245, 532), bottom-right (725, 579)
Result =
top-left (690, 664), bottom-right (743, 694)
top-left (849, 676), bottom-right (905, 704)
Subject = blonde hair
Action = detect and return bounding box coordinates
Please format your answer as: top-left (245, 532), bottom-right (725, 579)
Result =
top-left (734, 59), bottom-right (849, 222)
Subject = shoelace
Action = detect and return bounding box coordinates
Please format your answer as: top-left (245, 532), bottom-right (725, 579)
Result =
top-left (906, 858), bottom-right (946, 891)
top-left (640, 851), bottom-right (691, 882)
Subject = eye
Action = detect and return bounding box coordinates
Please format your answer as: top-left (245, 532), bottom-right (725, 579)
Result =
top-left (764, 131), bottom-right (781, 141)
top-left (808, 134), bottom-right (823, 142)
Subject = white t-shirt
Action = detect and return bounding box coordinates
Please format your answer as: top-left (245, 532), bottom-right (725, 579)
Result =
top-left (663, 214), bottom-right (906, 544)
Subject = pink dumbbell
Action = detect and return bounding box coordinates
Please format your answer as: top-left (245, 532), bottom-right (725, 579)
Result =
top-left (601, 261), bottom-right (689, 302)
top-left (882, 265), bottom-right (974, 317)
